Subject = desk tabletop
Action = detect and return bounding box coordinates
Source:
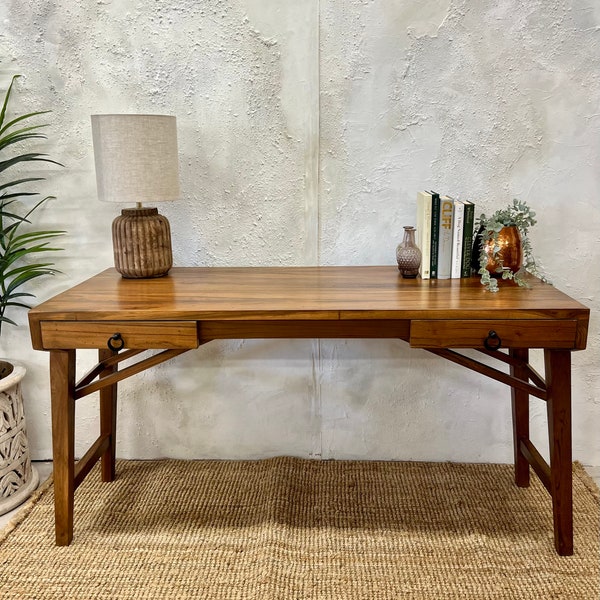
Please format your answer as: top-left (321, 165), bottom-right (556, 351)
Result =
top-left (28, 266), bottom-right (589, 323)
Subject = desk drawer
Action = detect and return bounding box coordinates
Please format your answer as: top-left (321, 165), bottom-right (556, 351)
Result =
top-left (40, 321), bottom-right (199, 350)
top-left (410, 320), bottom-right (577, 349)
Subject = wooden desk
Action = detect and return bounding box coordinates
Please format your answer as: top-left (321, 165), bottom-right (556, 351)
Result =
top-left (28, 266), bottom-right (590, 554)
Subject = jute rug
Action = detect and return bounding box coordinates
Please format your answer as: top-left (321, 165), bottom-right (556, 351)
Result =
top-left (0, 459), bottom-right (598, 599)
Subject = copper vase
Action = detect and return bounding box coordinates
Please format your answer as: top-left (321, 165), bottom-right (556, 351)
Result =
top-left (484, 225), bottom-right (523, 275)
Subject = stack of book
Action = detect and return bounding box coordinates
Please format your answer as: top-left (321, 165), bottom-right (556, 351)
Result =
top-left (415, 191), bottom-right (475, 280)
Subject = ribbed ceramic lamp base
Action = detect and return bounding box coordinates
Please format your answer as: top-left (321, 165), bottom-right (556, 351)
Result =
top-left (112, 208), bottom-right (173, 278)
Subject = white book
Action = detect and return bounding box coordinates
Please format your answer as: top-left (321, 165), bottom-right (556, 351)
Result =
top-left (415, 191), bottom-right (432, 279)
top-left (451, 200), bottom-right (465, 278)
top-left (437, 195), bottom-right (454, 279)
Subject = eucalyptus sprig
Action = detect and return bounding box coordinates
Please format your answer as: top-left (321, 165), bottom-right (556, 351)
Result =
top-left (0, 75), bottom-right (65, 332)
top-left (476, 199), bottom-right (546, 292)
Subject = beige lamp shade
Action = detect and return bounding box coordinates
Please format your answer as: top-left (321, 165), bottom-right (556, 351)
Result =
top-left (91, 114), bottom-right (180, 204)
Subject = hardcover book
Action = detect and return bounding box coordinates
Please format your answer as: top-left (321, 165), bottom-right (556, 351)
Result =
top-left (416, 191), bottom-right (433, 279)
top-left (429, 191), bottom-right (441, 279)
top-left (461, 200), bottom-right (475, 277)
top-left (451, 199), bottom-right (465, 279)
top-left (437, 195), bottom-right (454, 280)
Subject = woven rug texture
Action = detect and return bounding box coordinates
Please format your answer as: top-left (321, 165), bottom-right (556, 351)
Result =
top-left (0, 458), bottom-right (598, 599)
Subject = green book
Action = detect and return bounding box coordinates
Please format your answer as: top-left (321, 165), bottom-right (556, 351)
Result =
top-left (461, 200), bottom-right (475, 277)
top-left (429, 191), bottom-right (440, 279)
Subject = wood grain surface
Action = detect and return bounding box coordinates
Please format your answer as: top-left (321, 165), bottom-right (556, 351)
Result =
top-left (28, 266), bottom-right (589, 350)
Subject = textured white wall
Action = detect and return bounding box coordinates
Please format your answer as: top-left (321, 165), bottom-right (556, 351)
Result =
top-left (0, 0), bottom-right (598, 466)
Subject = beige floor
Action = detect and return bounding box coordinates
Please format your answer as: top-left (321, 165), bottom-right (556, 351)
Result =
top-left (585, 465), bottom-right (600, 489)
top-left (1, 462), bottom-right (599, 533)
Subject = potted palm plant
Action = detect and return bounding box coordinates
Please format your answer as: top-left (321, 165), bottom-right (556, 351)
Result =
top-left (0, 75), bottom-right (64, 515)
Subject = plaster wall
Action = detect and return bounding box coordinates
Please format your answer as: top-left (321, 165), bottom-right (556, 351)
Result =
top-left (0, 0), bottom-right (598, 466)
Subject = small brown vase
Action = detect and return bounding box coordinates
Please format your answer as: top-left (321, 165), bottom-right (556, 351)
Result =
top-left (484, 225), bottom-right (523, 275)
top-left (396, 226), bottom-right (422, 278)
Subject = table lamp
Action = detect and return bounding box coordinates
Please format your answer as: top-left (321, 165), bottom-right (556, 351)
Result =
top-left (91, 114), bottom-right (180, 278)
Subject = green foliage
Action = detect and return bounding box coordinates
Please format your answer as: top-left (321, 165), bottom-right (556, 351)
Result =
top-left (0, 75), bottom-right (65, 333)
top-left (476, 199), bottom-right (546, 293)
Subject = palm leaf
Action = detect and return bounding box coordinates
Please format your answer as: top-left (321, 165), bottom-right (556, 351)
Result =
top-left (2, 298), bottom-right (40, 314)
top-left (0, 177), bottom-right (45, 192)
top-left (3, 292), bottom-right (35, 300)
top-left (0, 153), bottom-right (63, 174)
top-left (0, 75), bottom-right (19, 130)
top-left (5, 237), bottom-right (64, 250)
top-left (0, 111), bottom-right (51, 137)
top-left (6, 269), bottom-right (58, 295)
top-left (0, 315), bottom-right (19, 327)
top-left (0, 192), bottom-right (40, 202)
top-left (3, 262), bottom-right (55, 280)
top-left (0, 118), bottom-right (49, 138)
top-left (1, 243), bottom-right (64, 267)
top-left (0, 75), bottom-right (65, 332)
top-left (0, 133), bottom-right (48, 153)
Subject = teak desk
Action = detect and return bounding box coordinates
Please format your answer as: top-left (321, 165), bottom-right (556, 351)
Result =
top-left (28, 266), bottom-right (590, 554)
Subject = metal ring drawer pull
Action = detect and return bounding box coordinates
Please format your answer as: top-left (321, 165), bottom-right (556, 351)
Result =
top-left (484, 330), bottom-right (502, 351)
top-left (107, 332), bottom-right (125, 352)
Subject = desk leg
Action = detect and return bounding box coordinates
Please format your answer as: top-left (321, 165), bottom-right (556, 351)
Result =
top-left (544, 349), bottom-right (573, 556)
top-left (510, 349), bottom-right (530, 487)
top-left (50, 349), bottom-right (76, 546)
top-left (99, 349), bottom-right (117, 482)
